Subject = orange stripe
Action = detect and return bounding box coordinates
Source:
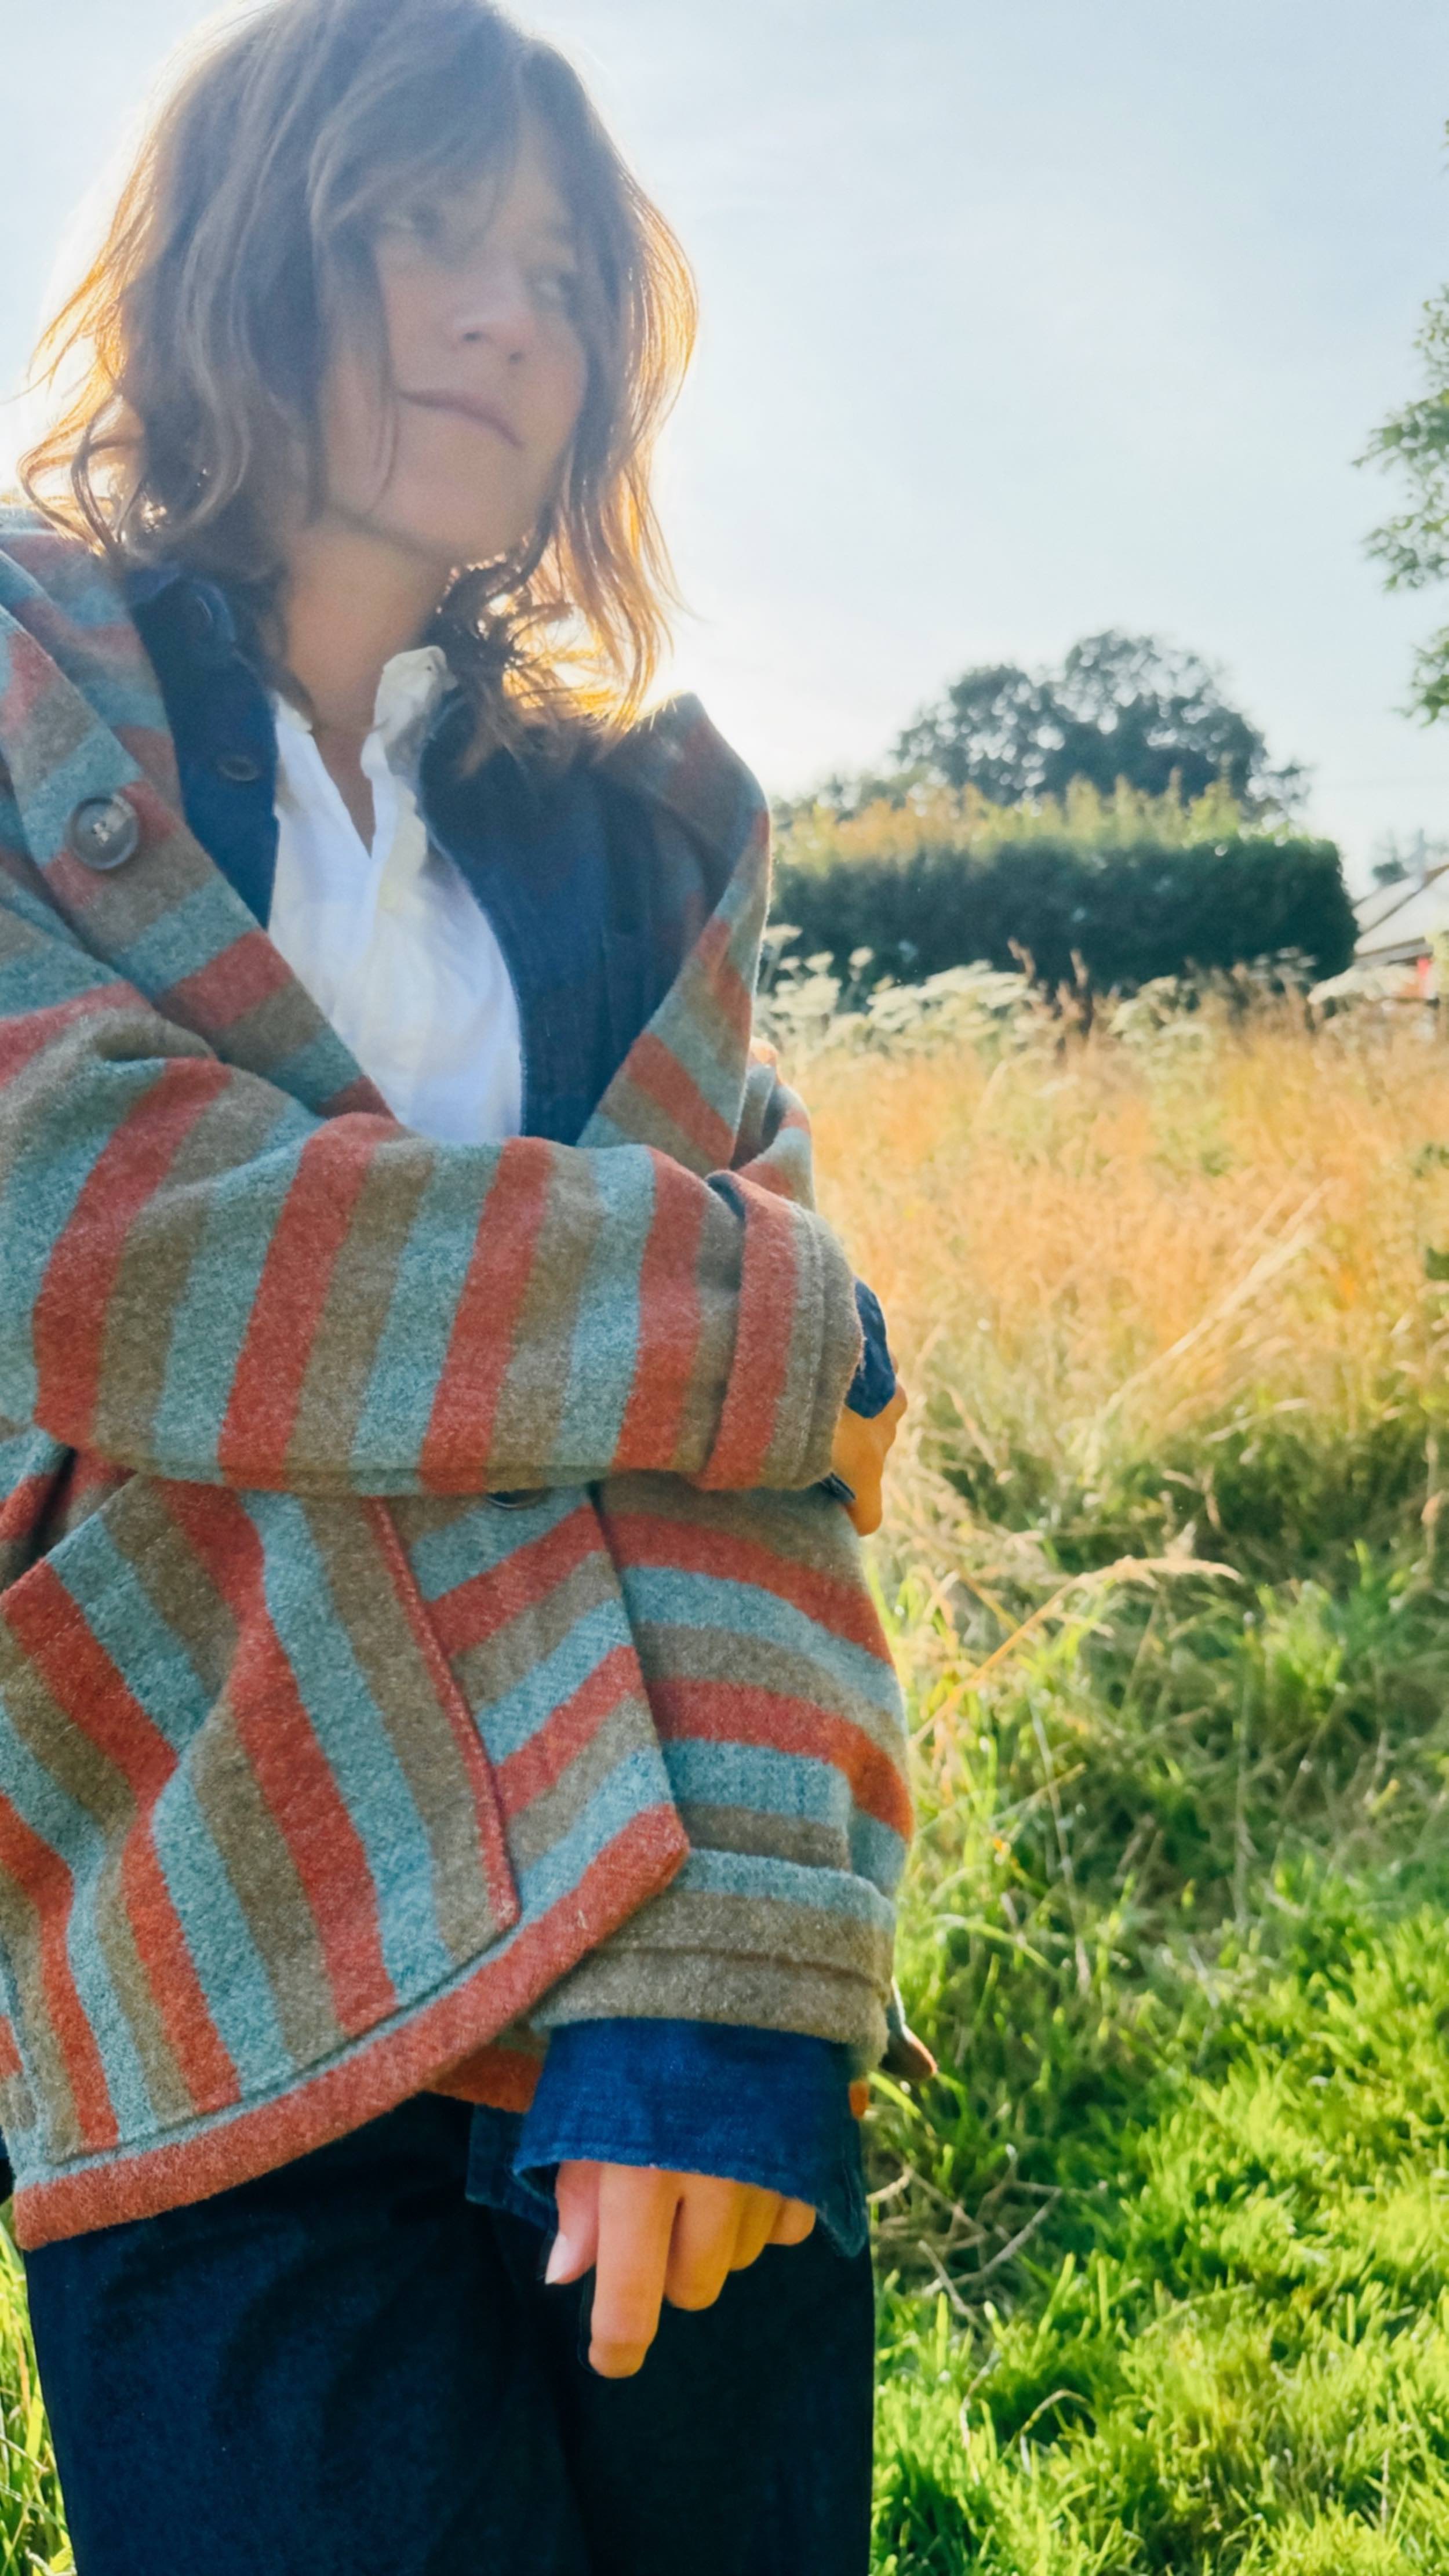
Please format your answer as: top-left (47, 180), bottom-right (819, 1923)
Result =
top-left (427, 2042), bottom-right (542, 2111)
top-left (427, 1506), bottom-right (600, 1662)
top-left (621, 1031), bottom-right (736, 1170)
top-left (694, 911), bottom-right (754, 1050)
top-left (694, 1181), bottom-right (799, 1489)
top-left (647, 1675), bottom-right (913, 1840)
top-left (4, 1566), bottom-right (241, 2113)
top-left (614, 1160), bottom-right (706, 1475)
top-left (0, 987), bottom-right (119, 1090)
top-left (34, 1058), bottom-right (230, 1448)
top-left (0, 1793), bottom-right (117, 2152)
top-left (0, 1470), bottom-right (58, 1559)
top-left (219, 1122), bottom-right (383, 1484)
top-left (493, 1647), bottom-right (641, 1818)
top-left (158, 1486), bottom-right (398, 2038)
top-left (596, 1506), bottom-right (894, 1661)
top-left (421, 1141), bottom-right (554, 1493)
top-left (163, 929), bottom-right (296, 1039)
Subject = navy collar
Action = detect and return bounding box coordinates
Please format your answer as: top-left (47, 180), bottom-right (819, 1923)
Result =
top-left (122, 563), bottom-right (676, 1145)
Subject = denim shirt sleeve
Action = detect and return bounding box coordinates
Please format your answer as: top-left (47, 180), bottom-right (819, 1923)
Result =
top-left (463, 2020), bottom-right (869, 2257)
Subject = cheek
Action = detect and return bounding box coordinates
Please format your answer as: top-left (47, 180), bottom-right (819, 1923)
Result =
top-left (536, 334), bottom-right (589, 465)
top-left (321, 347), bottom-right (395, 507)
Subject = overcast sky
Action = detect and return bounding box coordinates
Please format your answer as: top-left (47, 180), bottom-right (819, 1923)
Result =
top-left (4, 0), bottom-right (1449, 879)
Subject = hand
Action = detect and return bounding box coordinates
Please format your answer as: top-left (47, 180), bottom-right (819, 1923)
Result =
top-left (544, 2161), bottom-right (817, 2378)
top-left (830, 1383), bottom-right (908, 1536)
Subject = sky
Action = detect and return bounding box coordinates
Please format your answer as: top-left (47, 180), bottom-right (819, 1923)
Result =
top-left (3, 0), bottom-right (1449, 882)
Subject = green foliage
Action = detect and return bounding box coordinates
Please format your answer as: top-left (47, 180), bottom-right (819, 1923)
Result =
top-left (770, 831), bottom-right (1357, 992)
top-left (0, 2223), bottom-right (70, 2570)
top-left (887, 632), bottom-right (1305, 816)
top-left (776, 772), bottom-right (1255, 865)
top-left (1363, 285), bottom-right (1449, 724)
top-left (866, 1360), bottom-right (1449, 2566)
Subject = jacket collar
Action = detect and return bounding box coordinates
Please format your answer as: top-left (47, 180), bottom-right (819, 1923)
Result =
top-left (0, 510), bottom-right (771, 1174)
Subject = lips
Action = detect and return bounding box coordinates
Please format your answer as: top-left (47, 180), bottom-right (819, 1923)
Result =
top-left (403, 392), bottom-right (523, 449)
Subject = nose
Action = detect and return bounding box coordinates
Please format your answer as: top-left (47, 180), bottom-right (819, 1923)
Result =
top-left (452, 254), bottom-right (536, 362)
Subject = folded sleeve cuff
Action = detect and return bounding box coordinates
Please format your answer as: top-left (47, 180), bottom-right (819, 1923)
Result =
top-left (845, 1278), bottom-right (898, 1420)
top-left (479, 2017), bottom-right (868, 2257)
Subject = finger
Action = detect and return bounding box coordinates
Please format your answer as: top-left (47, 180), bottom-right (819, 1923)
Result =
top-left (848, 1482), bottom-right (883, 1537)
top-left (728, 2187), bottom-right (783, 2273)
top-left (768, 2197), bottom-right (817, 2248)
top-left (664, 2174), bottom-right (745, 2312)
top-left (545, 2160), bottom-right (602, 2286)
top-left (897, 2032), bottom-right (939, 2083)
top-left (588, 2165), bottom-right (678, 2378)
top-left (849, 2079), bottom-right (870, 2119)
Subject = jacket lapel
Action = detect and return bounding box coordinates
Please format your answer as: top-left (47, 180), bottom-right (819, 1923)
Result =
top-left (582, 698), bottom-right (771, 1177)
top-left (0, 512), bottom-right (770, 1158)
top-left (0, 515), bottom-right (384, 1120)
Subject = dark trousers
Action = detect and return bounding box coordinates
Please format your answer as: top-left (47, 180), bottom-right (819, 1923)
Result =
top-left (23, 2094), bottom-right (876, 2576)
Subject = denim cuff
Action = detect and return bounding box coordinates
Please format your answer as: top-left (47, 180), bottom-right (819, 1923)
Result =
top-left (845, 1279), bottom-right (897, 1420)
top-left (463, 2018), bottom-right (868, 2257)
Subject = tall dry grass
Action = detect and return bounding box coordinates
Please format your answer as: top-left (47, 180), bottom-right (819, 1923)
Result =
top-left (799, 993), bottom-right (1449, 1526)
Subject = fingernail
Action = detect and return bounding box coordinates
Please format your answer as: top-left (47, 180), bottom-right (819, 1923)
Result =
top-left (544, 2231), bottom-right (577, 2286)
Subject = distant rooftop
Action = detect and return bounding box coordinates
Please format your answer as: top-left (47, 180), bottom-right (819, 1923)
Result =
top-left (1355, 863), bottom-right (1449, 968)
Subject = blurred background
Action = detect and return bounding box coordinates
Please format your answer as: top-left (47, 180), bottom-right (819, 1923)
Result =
top-left (4, 0), bottom-right (1449, 885)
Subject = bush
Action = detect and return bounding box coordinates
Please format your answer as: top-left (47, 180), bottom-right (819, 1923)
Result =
top-left (770, 832), bottom-right (1357, 990)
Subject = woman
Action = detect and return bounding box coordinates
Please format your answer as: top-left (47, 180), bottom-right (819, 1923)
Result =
top-left (0, 1), bottom-right (920, 2567)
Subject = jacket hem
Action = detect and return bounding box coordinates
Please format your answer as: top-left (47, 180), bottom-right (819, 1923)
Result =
top-left (426, 2042), bottom-right (544, 2112)
top-left (9, 1804), bottom-right (687, 2250)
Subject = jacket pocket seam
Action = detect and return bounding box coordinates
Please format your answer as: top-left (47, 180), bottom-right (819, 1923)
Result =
top-left (363, 1498), bottom-right (521, 1940)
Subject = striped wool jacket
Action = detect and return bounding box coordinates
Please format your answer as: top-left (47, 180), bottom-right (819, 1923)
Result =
top-left (0, 508), bottom-right (912, 2250)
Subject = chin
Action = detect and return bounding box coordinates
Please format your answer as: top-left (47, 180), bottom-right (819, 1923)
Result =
top-left (385, 503), bottom-right (538, 578)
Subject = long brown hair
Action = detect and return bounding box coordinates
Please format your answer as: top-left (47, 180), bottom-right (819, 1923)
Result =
top-left (18, 0), bottom-right (698, 764)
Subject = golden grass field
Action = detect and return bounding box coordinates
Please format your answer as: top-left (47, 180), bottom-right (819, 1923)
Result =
top-left (804, 989), bottom-right (1449, 1541)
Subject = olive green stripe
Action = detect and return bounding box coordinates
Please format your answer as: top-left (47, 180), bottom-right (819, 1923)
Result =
top-left (94, 1081), bottom-right (293, 1464)
top-left (0, 1650), bottom-right (190, 2125)
top-left (289, 1147), bottom-right (434, 1482)
top-left (305, 1498), bottom-right (505, 1969)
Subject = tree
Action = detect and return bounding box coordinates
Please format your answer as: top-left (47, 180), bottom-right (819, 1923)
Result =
top-left (1363, 286), bottom-right (1449, 722)
top-left (891, 631), bottom-right (1305, 813)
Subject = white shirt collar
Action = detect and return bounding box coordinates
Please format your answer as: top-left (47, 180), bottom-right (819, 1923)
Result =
top-left (273, 642), bottom-right (452, 764)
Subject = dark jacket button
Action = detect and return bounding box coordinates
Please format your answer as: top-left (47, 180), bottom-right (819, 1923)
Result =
top-left (68, 795), bottom-right (141, 872)
top-left (214, 752), bottom-right (263, 785)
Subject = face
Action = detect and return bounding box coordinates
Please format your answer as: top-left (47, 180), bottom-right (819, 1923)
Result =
top-left (316, 112), bottom-right (590, 574)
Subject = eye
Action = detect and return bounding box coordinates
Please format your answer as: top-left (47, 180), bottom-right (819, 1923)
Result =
top-left (377, 202), bottom-right (452, 256)
top-left (534, 263), bottom-right (582, 315)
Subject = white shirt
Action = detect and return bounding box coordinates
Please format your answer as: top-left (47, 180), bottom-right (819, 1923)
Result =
top-left (268, 646), bottom-right (525, 1145)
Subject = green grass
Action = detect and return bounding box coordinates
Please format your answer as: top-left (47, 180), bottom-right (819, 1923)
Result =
top-left (868, 1440), bottom-right (1449, 2569)
top-left (0, 2224), bottom-right (70, 2573)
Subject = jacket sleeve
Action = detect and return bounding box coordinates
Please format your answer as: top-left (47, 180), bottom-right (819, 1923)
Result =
top-left (521, 1046), bottom-right (912, 2076)
top-left (0, 858), bottom-right (864, 1497)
